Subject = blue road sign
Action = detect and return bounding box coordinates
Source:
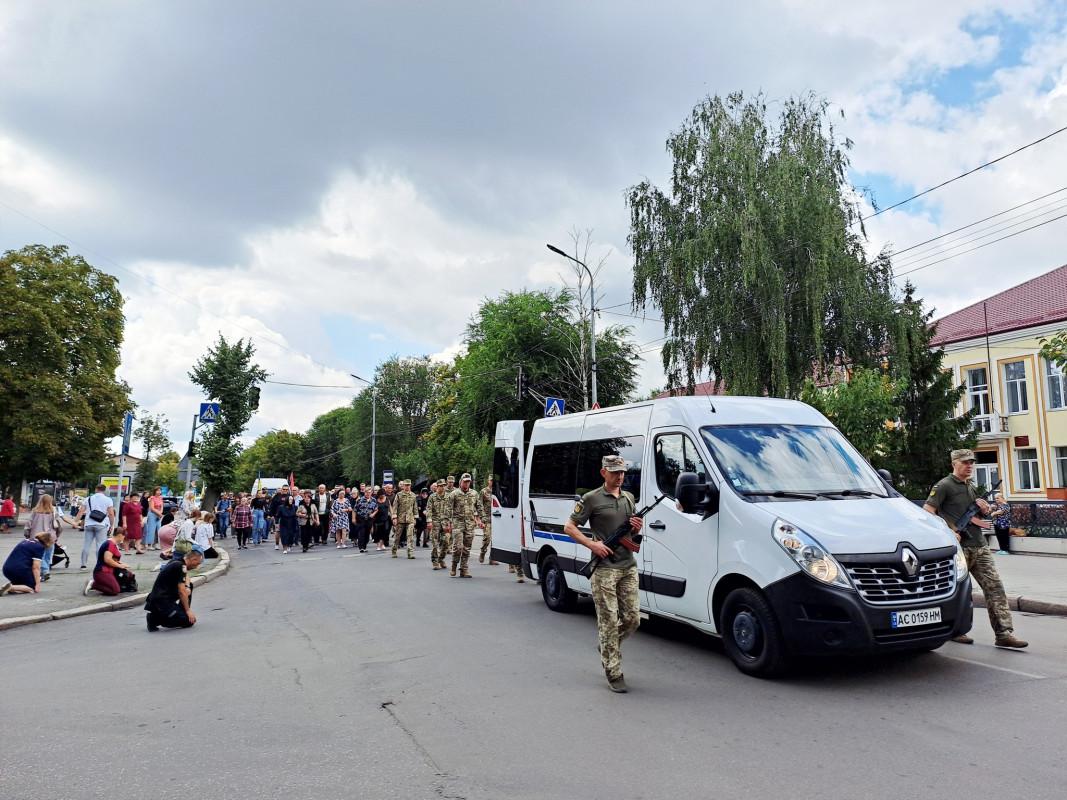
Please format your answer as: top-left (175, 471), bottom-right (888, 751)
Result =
top-left (121, 411), bottom-right (134, 455)
top-left (199, 403), bottom-right (221, 424)
top-left (383, 470), bottom-right (394, 485)
top-left (545, 397), bottom-right (565, 418)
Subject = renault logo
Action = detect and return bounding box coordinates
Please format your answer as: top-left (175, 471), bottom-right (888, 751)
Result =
top-left (901, 547), bottom-right (920, 578)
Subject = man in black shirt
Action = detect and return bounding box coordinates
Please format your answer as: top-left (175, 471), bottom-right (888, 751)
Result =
top-left (145, 547), bottom-right (204, 631)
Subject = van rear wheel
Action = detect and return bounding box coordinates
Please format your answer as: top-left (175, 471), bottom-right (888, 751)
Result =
top-left (541, 555), bottom-right (577, 612)
top-left (720, 587), bottom-right (789, 678)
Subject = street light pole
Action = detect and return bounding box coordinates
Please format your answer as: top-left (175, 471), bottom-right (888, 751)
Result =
top-left (547, 243), bottom-right (597, 408)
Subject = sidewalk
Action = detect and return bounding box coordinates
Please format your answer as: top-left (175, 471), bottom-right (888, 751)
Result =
top-left (0, 526), bottom-right (230, 631)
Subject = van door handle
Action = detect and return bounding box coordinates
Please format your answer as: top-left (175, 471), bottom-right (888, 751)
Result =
top-left (648, 520), bottom-right (666, 531)
top-left (492, 510), bottom-right (501, 517)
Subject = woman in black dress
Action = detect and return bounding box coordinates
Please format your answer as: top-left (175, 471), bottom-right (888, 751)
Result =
top-left (371, 491), bottom-right (391, 551)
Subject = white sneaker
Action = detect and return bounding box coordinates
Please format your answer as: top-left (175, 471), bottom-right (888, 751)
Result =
top-left (83, 578), bottom-right (93, 596)
top-left (283, 547), bottom-right (289, 554)
top-left (274, 545), bottom-right (280, 550)
top-left (336, 544), bottom-right (342, 549)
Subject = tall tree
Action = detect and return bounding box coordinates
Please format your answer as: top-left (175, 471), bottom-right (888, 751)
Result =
top-left (881, 286), bottom-right (977, 500)
top-left (154, 451), bottom-right (184, 495)
top-left (188, 336), bottom-right (267, 500)
top-left (628, 92), bottom-right (895, 398)
top-left (134, 413), bottom-right (172, 461)
top-left (300, 405), bottom-right (358, 488)
top-left (0, 244), bottom-right (131, 490)
top-left (458, 289), bottom-right (638, 439)
top-left (800, 367), bottom-right (901, 462)
top-left (234, 430), bottom-right (305, 491)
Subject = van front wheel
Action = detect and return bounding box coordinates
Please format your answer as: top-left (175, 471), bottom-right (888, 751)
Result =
top-left (541, 556), bottom-right (577, 613)
top-left (720, 587), bottom-right (789, 678)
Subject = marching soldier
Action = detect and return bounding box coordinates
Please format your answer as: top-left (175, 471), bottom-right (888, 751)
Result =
top-left (478, 476), bottom-right (498, 565)
top-left (449, 473), bottom-right (482, 578)
top-left (391, 479), bottom-right (418, 559)
top-left (425, 480), bottom-right (451, 570)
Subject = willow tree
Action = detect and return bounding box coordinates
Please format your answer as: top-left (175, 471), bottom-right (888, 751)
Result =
top-left (628, 92), bottom-right (895, 397)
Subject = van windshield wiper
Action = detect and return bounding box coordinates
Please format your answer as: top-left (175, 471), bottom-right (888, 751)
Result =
top-left (814, 489), bottom-right (882, 498)
top-left (741, 490), bottom-right (819, 500)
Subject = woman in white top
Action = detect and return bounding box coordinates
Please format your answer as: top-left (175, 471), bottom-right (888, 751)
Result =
top-left (195, 512), bottom-right (218, 559)
top-left (174, 491), bottom-right (198, 527)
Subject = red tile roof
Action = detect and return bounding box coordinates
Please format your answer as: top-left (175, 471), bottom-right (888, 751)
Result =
top-left (653, 380), bottom-right (727, 398)
top-left (930, 263), bottom-right (1067, 346)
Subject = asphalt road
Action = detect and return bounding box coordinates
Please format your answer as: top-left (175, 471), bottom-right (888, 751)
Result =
top-left (2, 543), bottom-right (1065, 800)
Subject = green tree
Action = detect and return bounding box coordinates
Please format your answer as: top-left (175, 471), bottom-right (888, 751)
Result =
top-left (132, 458), bottom-right (158, 493)
top-left (881, 286), bottom-right (977, 500)
top-left (1038, 330), bottom-right (1067, 370)
top-left (0, 244), bottom-right (132, 490)
top-left (155, 451), bottom-right (184, 495)
top-left (188, 336), bottom-right (267, 501)
top-left (234, 430), bottom-right (305, 491)
top-left (627, 92), bottom-right (895, 398)
top-left (134, 413), bottom-right (171, 461)
top-left (800, 367), bottom-right (901, 462)
top-left (300, 405), bottom-right (358, 487)
top-left (458, 289), bottom-right (638, 440)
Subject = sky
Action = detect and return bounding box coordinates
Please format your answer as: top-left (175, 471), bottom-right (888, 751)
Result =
top-left (2, 0), bottom-right (1066, 455)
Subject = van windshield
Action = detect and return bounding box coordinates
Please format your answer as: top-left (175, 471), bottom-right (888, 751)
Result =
top-left (700, 424), bottom-right (888, 499)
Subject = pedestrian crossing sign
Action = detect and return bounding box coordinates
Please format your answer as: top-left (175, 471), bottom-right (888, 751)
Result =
top-left (199, 403), bottom-right (220, 424)
top-left (545, 397), bottom-right (565, 417)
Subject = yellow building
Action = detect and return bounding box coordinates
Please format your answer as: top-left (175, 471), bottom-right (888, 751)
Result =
top-left (933, 263), bottom-right (1067, 501)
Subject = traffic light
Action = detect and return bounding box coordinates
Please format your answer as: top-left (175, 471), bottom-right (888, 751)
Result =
top-left (249, 386), bottom-right (261, 411)
top-left (516, 367), bottom-right (530, 400)
top-left (188, 440), bottom-right (196, 457)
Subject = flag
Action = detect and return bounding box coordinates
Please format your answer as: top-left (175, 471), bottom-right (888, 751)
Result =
top-left (289, 471), bottom-right (295, 492)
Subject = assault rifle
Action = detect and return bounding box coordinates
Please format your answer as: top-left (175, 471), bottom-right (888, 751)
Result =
top-left (579, 494), bottom-right (667, 578)
top-left (955, 479), bottom-right (1002, 532)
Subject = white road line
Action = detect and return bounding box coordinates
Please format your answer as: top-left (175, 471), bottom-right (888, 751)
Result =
top-left (937, 652), bottom-right (1046, 679)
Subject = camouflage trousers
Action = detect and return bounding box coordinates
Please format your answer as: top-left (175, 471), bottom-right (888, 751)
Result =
top-left (591, 565), bottom-right (640, 681)
top-left (964, 545), bottom-right (1014, 636)
top-left (429, 526), bottom-right (450, 565)
top-left (479, 520), bottom-right (492, 558)
top-left (392, 522), bottom-right (415, 557)
top-left (451, 520), bottom-right (476, 572)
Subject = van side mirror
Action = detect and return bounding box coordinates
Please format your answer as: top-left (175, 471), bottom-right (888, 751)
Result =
top-left (876, 469), bottom-right (893, 487)
top-left (675, 472), bottom-right (720, 518)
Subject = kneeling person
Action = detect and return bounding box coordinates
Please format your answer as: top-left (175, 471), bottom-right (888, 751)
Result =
top-left (145, 546), bottom-right (203, 631)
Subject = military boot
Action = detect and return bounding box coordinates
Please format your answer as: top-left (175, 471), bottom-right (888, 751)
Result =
top-left (450, 563), bottom-right (457, 576)
top-left (460, 569), bottom-right (472, 578)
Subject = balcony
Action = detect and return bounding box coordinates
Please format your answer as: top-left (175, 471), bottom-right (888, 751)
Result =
top-left (971, 413), bottom-right (1010, 440)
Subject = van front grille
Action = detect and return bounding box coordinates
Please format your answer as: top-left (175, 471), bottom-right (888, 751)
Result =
top-left (845, 557), bottom-right (956, 605)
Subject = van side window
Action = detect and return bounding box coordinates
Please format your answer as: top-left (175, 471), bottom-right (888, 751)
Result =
top-left (577, 436), bottom-right (644, 501)
top-left (493, 446), bottom-right (521, 509)
top-left (529, 442), bottom-right (580, 497)
top-left (655, 433), bottom-right (708, 498)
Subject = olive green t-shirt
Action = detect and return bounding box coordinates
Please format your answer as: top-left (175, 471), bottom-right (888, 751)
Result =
top-left (569, 485), bottom-right (637, 570)
top-left (926, 475), bottom-right (985, 548)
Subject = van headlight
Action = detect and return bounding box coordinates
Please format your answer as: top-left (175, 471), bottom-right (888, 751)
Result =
top-left (772, 518), bottom-right (853, 590)
top-left (954, 544), bottom-right (969, 581)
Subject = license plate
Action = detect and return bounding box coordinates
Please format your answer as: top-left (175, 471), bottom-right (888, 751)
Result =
top-left (891, 607), bottom-right (942, 628)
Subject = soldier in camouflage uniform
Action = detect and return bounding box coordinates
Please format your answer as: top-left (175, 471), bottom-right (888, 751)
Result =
top-left (924, 448), bottom-right (1028, 648)
top-left (563, 455), bottom-right (644, 693)
top-left (390, 479), bottom-right (418, 559)
top-left (425, 480), bottom-right (451, 570)
top-left (449, 473), bottom-right (482, 578)
top-left (477, 476), bottom-right (498, 565)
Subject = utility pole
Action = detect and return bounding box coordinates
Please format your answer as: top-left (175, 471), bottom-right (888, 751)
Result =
top-left (351, 373), bottom-right (376, 486)
top-left (546, 244), bottom-right (597, 408)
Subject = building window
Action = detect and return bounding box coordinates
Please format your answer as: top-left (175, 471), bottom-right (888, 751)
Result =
top-left (967, 367), bottom-right (991, 433)
top-left (1053, 447), bottom-right (1067, 489)
top-left (974, 451), bottom-right (1000, 494)
top-left (1047, 360), bottom-right (1067, 410)
top-left (1016, 448), bottom-right (1041, 491)
top-left (1003, 361), bottom-right (1028, 414)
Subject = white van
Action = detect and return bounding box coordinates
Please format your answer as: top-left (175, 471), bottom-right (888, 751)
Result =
top-left (490, 397), bottom-right (972, 677)
top-left (251, 477), bottom-right (288, 496)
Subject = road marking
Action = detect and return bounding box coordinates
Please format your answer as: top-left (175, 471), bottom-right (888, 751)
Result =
top-left (298, 557), bottom-right (323, 562)
top-left (937, 652), bottom-right (1046, 679)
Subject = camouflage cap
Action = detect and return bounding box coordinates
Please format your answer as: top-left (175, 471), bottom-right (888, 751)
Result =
top-left (460, 472), bottom-right (472, 482)
top-left (447, 475), bottom-right (455, 482)
top-left (951, 448), bottom-right (976, 462)
top-left (602, 455), bottom-right (627, 472)
top-left (435, 479), bottom-right (446, 487)
top-left (400, 479), bottom-right (410, 486)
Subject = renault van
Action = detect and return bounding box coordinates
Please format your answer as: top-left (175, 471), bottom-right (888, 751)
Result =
top-left (490, 397), bottom-right (972, 677)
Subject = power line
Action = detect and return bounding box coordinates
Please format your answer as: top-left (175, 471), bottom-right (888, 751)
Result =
top-left (859, 124), bottom-right (1067, 222)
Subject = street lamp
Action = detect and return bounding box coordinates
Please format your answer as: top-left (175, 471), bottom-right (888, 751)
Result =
top-left (546, 243), bottom-right (597, 408)
top-left (351, 373), bottom-right (376, 486)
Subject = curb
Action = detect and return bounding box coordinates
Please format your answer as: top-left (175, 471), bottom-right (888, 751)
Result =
top-left (0, 547), bottom-right (231, 632)
top-left (971, 589), bottom-right (1067, 618)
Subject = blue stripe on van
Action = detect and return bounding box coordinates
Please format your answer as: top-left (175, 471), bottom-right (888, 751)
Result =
top-left (533, 529), bottom-right (572, 542)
